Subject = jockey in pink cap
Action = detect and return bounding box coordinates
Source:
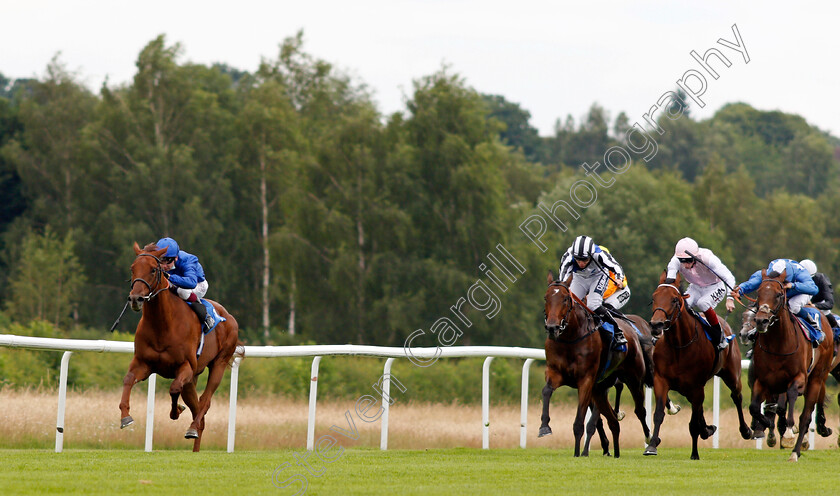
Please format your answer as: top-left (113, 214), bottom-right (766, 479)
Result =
top-left (665, 237), bottom-right (735, 350)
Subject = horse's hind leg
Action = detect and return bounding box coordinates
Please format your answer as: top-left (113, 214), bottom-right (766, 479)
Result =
top-left (119, 359), bottom-right (150, 429)
top-left (592, 389), bottom-right (621, 458)
top-left (624, 379), bottom-right (650, 443)
top-left (582, 403), bottom-right (597, 457)
top-left (686, 389), bottom-right (713, 460)
top-left (781, 385), bottom-right (799, 449)
top-left (816, 383), bottom-right (832, 437)
top-left (189, 361), bottom-right (228, 452)
top-left (613, 382), bottom-right (625, 421)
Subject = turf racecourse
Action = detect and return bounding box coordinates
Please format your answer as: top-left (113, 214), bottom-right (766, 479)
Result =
top-left (1, 448), bottom-right (836, 495)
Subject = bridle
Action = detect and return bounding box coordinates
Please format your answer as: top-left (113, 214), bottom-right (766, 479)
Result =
top-left (545, 280), bottom-right (596, 343)
top-left (545, 281), bottom-right (573, 333)
top-left (129, 253), bottom-right (170, 302)
top-left (651, 284), bottom-right (684, 332)
top-left (755, 278), bottom-right (787, 329)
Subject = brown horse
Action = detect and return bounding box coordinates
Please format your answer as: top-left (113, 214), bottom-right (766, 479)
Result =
top-left (645, 272), bottom-right (752, 459)
top-left (119, 242), bottom-right (242, 451)
top-left (746, 269), bottom-right (834, 461)
top-left (539, 272), bottom-right (651, 458)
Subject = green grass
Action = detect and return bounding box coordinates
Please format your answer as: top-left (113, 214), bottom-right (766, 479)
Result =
top-left (0, 447), bottom-right (837, 495)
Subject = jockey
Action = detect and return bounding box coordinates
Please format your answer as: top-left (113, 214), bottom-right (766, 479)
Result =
top-left (558, 235), bottom-right (631, 350)
top-left (666, 237), bottom-right (734, 350)
top-left (799, 259), bottom-right (839, 330)
top-left (156, 237), bottom-right (214, 329)
top-left (728, 259), bottom-right (821, 346)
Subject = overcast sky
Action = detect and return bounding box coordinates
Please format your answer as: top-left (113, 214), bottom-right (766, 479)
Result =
top-left (3, 1), bottom-right (838, 137)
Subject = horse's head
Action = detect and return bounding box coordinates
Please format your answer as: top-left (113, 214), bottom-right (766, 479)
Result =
top-left (649, 270), bottom-right (685, 338)
top-left (754, 268), bottom-right (787, 332)
top-left (544, 271), bottom-right (574, 340)
top-left (128, 242), bottom-right (169, 312)
top-left (739, 305), bottom-right (757, 343)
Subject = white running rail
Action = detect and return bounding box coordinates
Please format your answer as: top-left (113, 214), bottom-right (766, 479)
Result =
top-left (0, 335), bottom-right (814, 452)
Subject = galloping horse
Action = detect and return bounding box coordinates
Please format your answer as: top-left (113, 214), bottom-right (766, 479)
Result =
top-left (120, 242), bottom-right (242, 451)
top-left (741, 305), bottom-right (805, 449)
top-left (645, 272), bottom-right (752, 459)
top-left (539, 272), bottom-right (651, 458)
top-left (746, 269), bottom-right (834, 461)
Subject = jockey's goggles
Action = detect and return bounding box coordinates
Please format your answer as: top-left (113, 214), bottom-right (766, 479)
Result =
top-left (161, 257), bottom-right (176, 264)
top-left (678, 257), bottom-right (693, 264)
top-left (573, 255), bottom-right (590, 262)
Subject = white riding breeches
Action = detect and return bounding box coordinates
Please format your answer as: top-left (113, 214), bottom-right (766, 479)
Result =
top-left (788, 293), bottom-right (809, 315)
top-left (686, 281), bottom-right (727, 312)
top-left (176, 280), bottom-right (208, 301)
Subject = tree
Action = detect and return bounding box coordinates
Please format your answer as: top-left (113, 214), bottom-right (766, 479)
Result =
top-left (481, 94), bottom-right (543, 162)
top-left (5, 227), bottom-right (86, 328)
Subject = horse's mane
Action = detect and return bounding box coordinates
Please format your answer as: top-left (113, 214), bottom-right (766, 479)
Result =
top-left (142, 242), bottom-right (159, 252)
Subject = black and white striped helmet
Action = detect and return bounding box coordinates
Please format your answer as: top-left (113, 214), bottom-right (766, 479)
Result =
top-left (572, 235), bottom-right (594, 260)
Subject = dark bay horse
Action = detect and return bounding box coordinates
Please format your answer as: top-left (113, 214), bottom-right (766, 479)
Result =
top-left (746, 269), bottom-right (834, 461)
top-left (645, 272), bottom-right (752, 459)
top-left (539, 272), bottom-right (651, 458)
top-left (120, 242), bottom-right (242, 451)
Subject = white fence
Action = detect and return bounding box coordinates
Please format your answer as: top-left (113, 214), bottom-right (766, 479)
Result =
top-left (0, 334), bottom-right (812, 453)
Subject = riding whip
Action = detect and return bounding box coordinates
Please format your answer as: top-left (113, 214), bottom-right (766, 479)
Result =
top-left (108, 300), bottom-right (130, 332)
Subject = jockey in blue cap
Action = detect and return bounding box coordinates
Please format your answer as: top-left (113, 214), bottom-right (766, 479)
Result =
top-left (729, 258), bottom-right (821, 347)
top-left (156, 237), bottom-right (214, 329)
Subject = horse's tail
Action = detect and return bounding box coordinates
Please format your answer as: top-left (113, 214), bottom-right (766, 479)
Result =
top-left (639, 334), bottom-right (655, 388)
top-left (228, 341), bottom-right (245, 367)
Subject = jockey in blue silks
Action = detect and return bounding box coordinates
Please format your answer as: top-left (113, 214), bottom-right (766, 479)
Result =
top-left (156, 237), bottom-right (214, 329)
top-left (730, 258), bottom-right (822, 346)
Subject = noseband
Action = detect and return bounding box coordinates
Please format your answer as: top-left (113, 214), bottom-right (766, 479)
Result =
top-left (651, 283), bottom-right (683, 331)
top-left (129, 253), bottom-right (170, 302)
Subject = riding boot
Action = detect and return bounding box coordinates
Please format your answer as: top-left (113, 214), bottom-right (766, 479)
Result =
top-left (826, 312), bottom-right (839, 330)
top-left (190, 301), bottom-right (212, 330)
top-left (709, 323), bottom-right (727, 350)
top-left (596, 307), bottom-right (626, 350)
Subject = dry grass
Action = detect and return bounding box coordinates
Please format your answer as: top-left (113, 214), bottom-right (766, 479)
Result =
top-left (1, 388), bottom-right (838, 451)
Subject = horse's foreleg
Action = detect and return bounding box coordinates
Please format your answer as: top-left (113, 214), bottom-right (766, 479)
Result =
top-left (815, 382), bottom-right (832, 437)
top-left (573, 380), bottom-right (595, 457)
top-left (790, 376), bottom-right (823, 461)
top-left (686, 389), bottom-right (712, 460)
top-left (749, 381), bottom-right (771, 437)
top-left (643, 374), bottom-right (669, 456)
top-left (582, 403), bottom-right (598, 457)
top-left (539, 371), bottom-right (563, 438)
top-left (119, 360), bottom-right (150, 429)
top-left (169, 362), bottom-right (194, 421)
top-left (717, 358), bottom-right (752, 440)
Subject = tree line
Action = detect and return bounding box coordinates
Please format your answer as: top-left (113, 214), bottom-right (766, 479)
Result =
top-left (1, 32), bottom-right (838, 349)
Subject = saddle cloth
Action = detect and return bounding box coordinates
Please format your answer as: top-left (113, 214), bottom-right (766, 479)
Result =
top-left (189, 299), bottom-right (226, 356)
top-left (687, 308), bottom-right (735, 346)
top-left (794, 307), bottom-right (823, 345)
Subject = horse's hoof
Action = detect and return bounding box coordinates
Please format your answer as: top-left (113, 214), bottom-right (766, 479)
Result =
top-left (766, 434), bottom-right (776, 447)
top-left (740, 427), bottom-right (753, 440)
top-left (667, 404), bottom-right (681, 415)
top-left (170, 404), bottom-right (186, 420)
top-left (700, 425), bottom-right (717, 440)
top-left (616, 410), bottom-right (625, 421)
top-left (764, 403), bottom-right (778, 414)
top-left (603, 451), bottom-right (612, 457)
top-left (643, 445), bottom-right (657, 456)
top-left (690, 453), bottom-right (700, 460)
top-left (185, 429), bottom-right (199, 439)
top-left (538, 426), bottom-right (552, 438)
top-left (120, 416), bottom-right (134, 429)
top-left (781, 437), bottom-right (796, 449)
top-left (817, 425), bottom-right (832, 437)
top-left (788, 452), bottom-right (799, 462)
top-left (792, 425), bottom-right (799, 434)
top-left (802, 438), bottom-right (810, 450)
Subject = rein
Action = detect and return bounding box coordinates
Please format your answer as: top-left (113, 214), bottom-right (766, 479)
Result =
top-left (755, 279), bottom-right (799, 356)
top-left (130, 253), bottom-right (171, 302)
top-left (547, 281), bottom-right (597, 343)
top-left (651, 284), bottom-right (699, 349)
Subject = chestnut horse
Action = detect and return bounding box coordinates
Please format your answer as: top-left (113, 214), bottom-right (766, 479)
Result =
top-left (645, 272), bottom-right (752, 459)
top-left (119, 243), bottom-right (242, 451)
top-left (746, 269), bottom-right (834, 461)
top-left (539, 272), bottom-right (651, 458)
